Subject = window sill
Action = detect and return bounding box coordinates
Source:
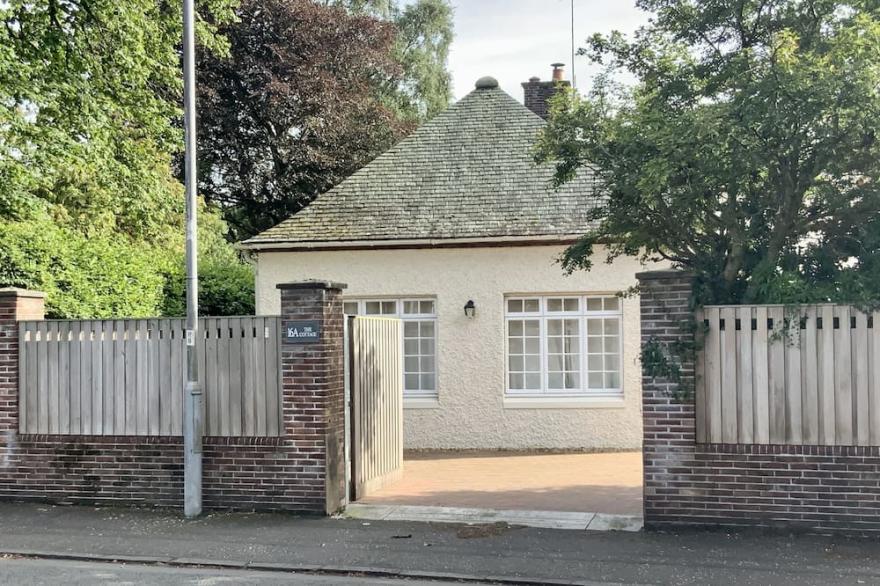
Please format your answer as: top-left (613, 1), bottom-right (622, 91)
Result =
top-left (404, 397), bottom-right (441, 409)
top-left (503, 395), bottom-right (625, 409)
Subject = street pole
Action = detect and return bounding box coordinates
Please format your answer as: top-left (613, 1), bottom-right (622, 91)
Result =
top-left (182, 0), bottom-right (203, 518)
top-left (571, 0), bottom-right (576, 89)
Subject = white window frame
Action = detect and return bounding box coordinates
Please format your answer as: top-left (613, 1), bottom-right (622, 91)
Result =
top-left (504, 294), bottom-right (623, 398)
top-left (344, 297), bottom-right (438, 399)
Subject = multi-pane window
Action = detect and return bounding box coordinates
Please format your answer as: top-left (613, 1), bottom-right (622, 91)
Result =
top-left (505, 295), bottom-right (622, 396)
top-left (344, 298), bottom-right (437, 398)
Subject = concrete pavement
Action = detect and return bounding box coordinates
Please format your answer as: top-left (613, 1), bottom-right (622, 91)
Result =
top-left (0, 502), bottom-right (878, 585)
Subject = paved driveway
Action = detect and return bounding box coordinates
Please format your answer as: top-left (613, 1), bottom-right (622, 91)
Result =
top-left (359, 451), bottom-right (642, 515)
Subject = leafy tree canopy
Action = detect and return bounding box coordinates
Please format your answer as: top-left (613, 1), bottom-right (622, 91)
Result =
top-left (198, 0), bottom-right (453, 239)
top-left (536, 0), bottom-right (880, 306)
top-left (328, 0), bottom-right (453, 119)
top-left (1, 0), bottom-right (251, 317)
top-left (1, 0), bottom-right (235, 240)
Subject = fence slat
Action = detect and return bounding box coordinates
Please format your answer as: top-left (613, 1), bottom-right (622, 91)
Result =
top-left (818, 305), bottom-right (836, 444)
top-left (704, 308), bottom-right (722, 443)
top-left (203, 318), bottom-right (218, 436)
top-left (266, 317), bottom-right (281, 436)
top-left (833, 306), bottom-right (854, 445)
top-left (90, 320), bottom-right (103, 435)
top-left (853, 311), bottom-right (870, 445)
top-left (171, 319), bottom-right (185, 436)
top-left (735, 306), bottom-right (754, 443)
top-left (70, 321), bottom-right (82, 435)
top-left (102, 321), bottom-right (114, 434)
top-left (254, 318), bottom-right (267, 436)
top-left (18, 323), bottom-right (27, 433)
top-left (47, 322), bottom-right (59, 434)
top-left (217, 318), bottom-right (231, 436)
top-left (33, 322), bottom-right (48, 434)
top-left (767, 307), bottom-right (786, 444)
top-left (871, 312), bottom-right (880, 446)
top-left (752, 307), bottom-right (770, 444)
top-left (58, 322), bottom-right (71, 435)
top-left (114, 320), bottom-right (125, 435)
top-left (784, 312), bottom-right (802, 445)
top-left (694, 309), bottom-right (707, 443)
top-left (242, 317), bottom-right (256, 436)
top-left (801, 307), bottom-right (819, 444)
top-left (229, 319), bottom-right (243, 436)
top-left (26, 322), bottom-right (40, 433)
top-left (158, 318), bottom-right (172, 436)
top-left (197, 319), bottom-right (208, 433)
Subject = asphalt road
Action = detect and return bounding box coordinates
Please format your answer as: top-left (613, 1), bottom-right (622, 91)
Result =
top-left (2, 503), bottom-right (880, 585)
top-left (0, 557), bottom-right (477, 586)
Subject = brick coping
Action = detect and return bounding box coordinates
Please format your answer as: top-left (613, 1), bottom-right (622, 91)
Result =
top-left (16, 435), bottom-right (284, 446)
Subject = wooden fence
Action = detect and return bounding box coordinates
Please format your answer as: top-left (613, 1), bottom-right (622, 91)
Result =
top-left (19, 317), bottom-right (282, 437)
top-left (696, 305), bottom-right (880, 446)
top-left (348, 316), bottom-right (403, 500)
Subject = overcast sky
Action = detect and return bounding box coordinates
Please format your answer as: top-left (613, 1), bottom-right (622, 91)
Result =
top-left (443, 0), bottom-right (650, 101)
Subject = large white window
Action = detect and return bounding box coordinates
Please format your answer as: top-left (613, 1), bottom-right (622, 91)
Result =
top-left (344, 298), bottom-right (437, 398)
top-left (505, 295), bottom-right (622, 397)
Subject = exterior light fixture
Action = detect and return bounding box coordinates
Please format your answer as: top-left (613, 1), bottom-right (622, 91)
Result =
top-left (464, 299), bottom-right (476, 318)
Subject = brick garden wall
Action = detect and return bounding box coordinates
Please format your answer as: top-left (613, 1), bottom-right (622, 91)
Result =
top-left (0, 283), bottom-right (347, 513)
top-left (638, 271), bottom-right (880, 534)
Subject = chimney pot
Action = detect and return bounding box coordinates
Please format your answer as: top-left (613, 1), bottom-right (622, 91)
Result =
top-left (522, 63), bottom-right (571, 120)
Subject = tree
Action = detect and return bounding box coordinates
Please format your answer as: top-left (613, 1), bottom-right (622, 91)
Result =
top-left (197, 0), bottom-right (453, 239)
top-left (536, 0), bottom-right (880, 305)
top-left (1, 0), bottom-right (235, 240)
top-left (327, 0), bottom-right (453, 119)
top-left (0, 0), bottom-right (250, 317)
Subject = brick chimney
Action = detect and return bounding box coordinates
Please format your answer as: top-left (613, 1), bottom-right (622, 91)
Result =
top-left (521, 63), bottom-right (571, 120)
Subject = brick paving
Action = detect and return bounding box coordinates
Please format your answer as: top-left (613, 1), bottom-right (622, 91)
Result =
top-left (359, 451), bottom-right (643, 515)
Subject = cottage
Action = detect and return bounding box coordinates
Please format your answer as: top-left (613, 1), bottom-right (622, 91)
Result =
top-left (243, 68), bottom-right (659, 450)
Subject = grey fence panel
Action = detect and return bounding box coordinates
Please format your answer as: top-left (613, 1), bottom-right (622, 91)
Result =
top-left (697, 305), bottom-right (879, 447)
top-left (18, 317), bottom-right (283, 437)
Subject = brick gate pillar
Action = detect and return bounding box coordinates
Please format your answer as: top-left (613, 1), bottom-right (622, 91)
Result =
top-left (635, 270), bottom-right (696, 528)
top-left (277, 280), bottom-right (347, 514)
top-left (0, 288), bottom-right (46, 435)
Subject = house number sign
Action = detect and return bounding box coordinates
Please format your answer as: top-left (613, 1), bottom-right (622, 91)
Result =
top-left (282, 320), bottom-right (321, 344)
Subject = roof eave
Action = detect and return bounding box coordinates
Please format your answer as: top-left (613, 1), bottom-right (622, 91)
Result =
top-left (239, 233), bottom-right (588, 253)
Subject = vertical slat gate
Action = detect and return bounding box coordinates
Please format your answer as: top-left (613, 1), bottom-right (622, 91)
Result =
top-left (348, 316), bottom-right (403, 501)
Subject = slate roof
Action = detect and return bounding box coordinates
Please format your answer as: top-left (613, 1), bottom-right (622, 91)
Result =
top-left (242, 77), bottom-right (602, 248)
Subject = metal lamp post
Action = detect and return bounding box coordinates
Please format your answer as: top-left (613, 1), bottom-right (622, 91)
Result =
top-left (182, 0), bottom-right (203, 518)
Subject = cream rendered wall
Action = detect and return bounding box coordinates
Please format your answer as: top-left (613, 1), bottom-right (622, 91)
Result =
top-left (256, 245), bottom-right (660, 450)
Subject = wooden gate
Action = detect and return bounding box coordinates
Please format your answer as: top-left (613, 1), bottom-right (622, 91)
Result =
top-left (347, 316), bottom-right (403, 501)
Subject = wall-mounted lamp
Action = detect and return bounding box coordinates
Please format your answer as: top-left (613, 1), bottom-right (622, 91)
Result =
top-left (464, 299), bottom-right (476, 318)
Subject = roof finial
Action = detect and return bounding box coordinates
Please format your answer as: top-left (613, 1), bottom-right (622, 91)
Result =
top-left (475, 76), bottom-right (499, 90)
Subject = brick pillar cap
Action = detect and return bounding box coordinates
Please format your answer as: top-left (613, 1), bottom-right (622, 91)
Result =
top-left (0, 287), bottom-right (46, 299)
top-left (277, 280), bottom-right (347, 291)
top-left (635, 269), bottom-right (694, 281)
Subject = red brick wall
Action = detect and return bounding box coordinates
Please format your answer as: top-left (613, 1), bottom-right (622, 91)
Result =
top-left (0, 284), bottom-right (347, 513)
top-left (638, 271), bottom-right (880, 534)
